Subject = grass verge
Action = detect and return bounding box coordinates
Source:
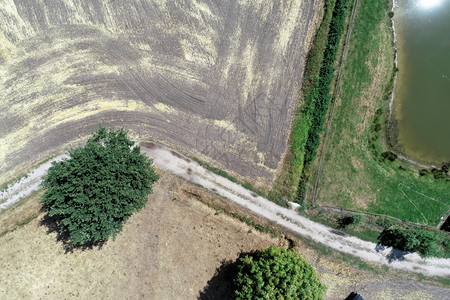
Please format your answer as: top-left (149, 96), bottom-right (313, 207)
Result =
top-left (0, 190), bottom-right (44, 237)
top-left (270, 0), bottom-right (342, 203)
top-left (188, 156), bottom-right (273, 203)
top-left (306, 0), bottom-right (450, 226)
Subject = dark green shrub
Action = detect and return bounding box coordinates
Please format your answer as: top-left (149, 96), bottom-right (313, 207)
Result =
top-left (441, 162), bottom-right (449, 173)
top-left (40, 127), bottom-right (159, 246)
top-left (374, 123), bottom-right (382, 132)
top-left (431, 168), bottom-right (446, 180)
top-left (419, 169), bottom-right (430, 176)
top-left (381, 151), bottom-right (397, 162)
top-left (378, 227), bottom-right (419, 252)
top-left (234, 246), bottom-right (326, 299)
top-left (378, 226), bottom-right (446, 258)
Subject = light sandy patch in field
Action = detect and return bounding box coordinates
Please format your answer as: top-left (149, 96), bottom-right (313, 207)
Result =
top-left (213, 119), bottom-right (237, 132)
top-left (153, 102), bottom-right (178, 115)
top-left (275, 0), bottom-right (303, 55)
top-left (351, 155), bottom-right (364, 171)
top-left (0, 0), bottom-right (322, 187)
top-left (241, 42), bottom-right (259, 105)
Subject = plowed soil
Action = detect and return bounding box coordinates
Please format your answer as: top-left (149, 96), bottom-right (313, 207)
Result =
top-left (0, 0), bottom-right (321, 187)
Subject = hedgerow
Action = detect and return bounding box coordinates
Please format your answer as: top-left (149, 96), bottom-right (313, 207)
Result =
top-left (303, 0), bottom-right (349, 166)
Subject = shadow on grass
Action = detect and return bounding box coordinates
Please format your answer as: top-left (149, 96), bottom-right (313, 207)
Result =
top-left (337, 216), bottom-right (354, 229)
top-left (198, 251), bottom-right (257, 300)
top-left (39, 213), bottom-right (105, 253)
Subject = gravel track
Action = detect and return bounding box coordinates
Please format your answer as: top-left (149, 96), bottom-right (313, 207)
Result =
top-left (2, 142), bottom-right (449, 278)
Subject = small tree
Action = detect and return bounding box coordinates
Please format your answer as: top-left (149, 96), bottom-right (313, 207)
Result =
top-left (378, 226), bottom-right (447, 258)
top-left (40, 127), bottom-right (159, 246)
top-left (233, 246), bottom-right (326, 299)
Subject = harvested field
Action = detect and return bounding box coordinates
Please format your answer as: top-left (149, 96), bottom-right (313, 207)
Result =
top-left (0, 170), bottom-right (448, 299)
top-left (0, 0), bottom-right (322, 188)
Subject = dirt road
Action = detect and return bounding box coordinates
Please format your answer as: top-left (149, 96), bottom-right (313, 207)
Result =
top-left (2, 141), bottom-right (449, 278)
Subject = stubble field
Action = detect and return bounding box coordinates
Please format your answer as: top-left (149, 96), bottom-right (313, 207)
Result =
top-left (0, 0), bottom-right (322, 188)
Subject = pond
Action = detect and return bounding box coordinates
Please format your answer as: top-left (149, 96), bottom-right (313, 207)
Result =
top-left (392, 0), bottom-right (450, 165)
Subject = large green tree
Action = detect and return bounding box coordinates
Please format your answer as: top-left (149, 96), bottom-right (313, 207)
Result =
top-left (233, 246), bottom-right (326, 299)
top-left (40, 127), bottom-right (159, 246)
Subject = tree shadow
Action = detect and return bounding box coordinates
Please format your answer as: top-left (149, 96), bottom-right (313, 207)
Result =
top-left (374, 243), bottom-right (386, 252)
top-left (374, 243), bottom-right (409, 263)
top-left (386, 248), bottom-right (409, 263)
top-left (39, 213), bottom-right (105, 253)
top-left (337, 216), bottom-right (353, 229)
top-left (198, 251), bottom-right (257, 300)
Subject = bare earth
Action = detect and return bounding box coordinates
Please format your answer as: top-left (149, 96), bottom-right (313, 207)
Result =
top-left (0, 169), bottom-right (449, 299)
top-left (1, 142), bottom-right (449, 282)
top-left (0, 0), bottom-right (321, 188)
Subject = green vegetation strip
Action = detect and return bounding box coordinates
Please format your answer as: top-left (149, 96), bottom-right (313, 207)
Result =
top-left (303, 0), bottom-right (349, 167)
top-left (270, 0), bottom-right (350, 204)
top-left (310, 0), bottom-right (449, 225)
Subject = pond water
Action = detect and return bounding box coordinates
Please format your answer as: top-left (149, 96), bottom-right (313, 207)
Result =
top-left (393, 0), bottom-right (450, 164)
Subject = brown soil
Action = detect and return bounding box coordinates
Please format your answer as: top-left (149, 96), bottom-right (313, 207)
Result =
top-left (0, 0), bottom-right (322, 188)
top-left (0, 169), bottom-right (448, 299)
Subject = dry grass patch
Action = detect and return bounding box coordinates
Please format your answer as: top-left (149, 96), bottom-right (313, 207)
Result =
top-left (0, 171), bottom-right (284, 299)
top-left (0, 169), bottom-right (448, 299)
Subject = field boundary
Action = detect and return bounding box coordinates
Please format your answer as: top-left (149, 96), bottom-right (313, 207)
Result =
top-left (311, 0), bottom-right (358, 207)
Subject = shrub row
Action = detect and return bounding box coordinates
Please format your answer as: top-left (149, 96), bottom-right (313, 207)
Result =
top-left (268, 0), bottom-right (338, 203)
top-left (303, 0), bottom-right (350, 166)
top-left (292, 0), bottom-right (350, 203)
top-left (419, 164), bottom-right (450, 180)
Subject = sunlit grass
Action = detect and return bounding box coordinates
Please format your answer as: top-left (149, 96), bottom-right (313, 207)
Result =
top-left (311, 0), bottom-right (450, 226)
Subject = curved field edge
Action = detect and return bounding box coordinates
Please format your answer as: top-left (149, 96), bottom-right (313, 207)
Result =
top-left (0, 0), bottom-right (321, 190)
top-left (306, 0), bottom-right (449, 226)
